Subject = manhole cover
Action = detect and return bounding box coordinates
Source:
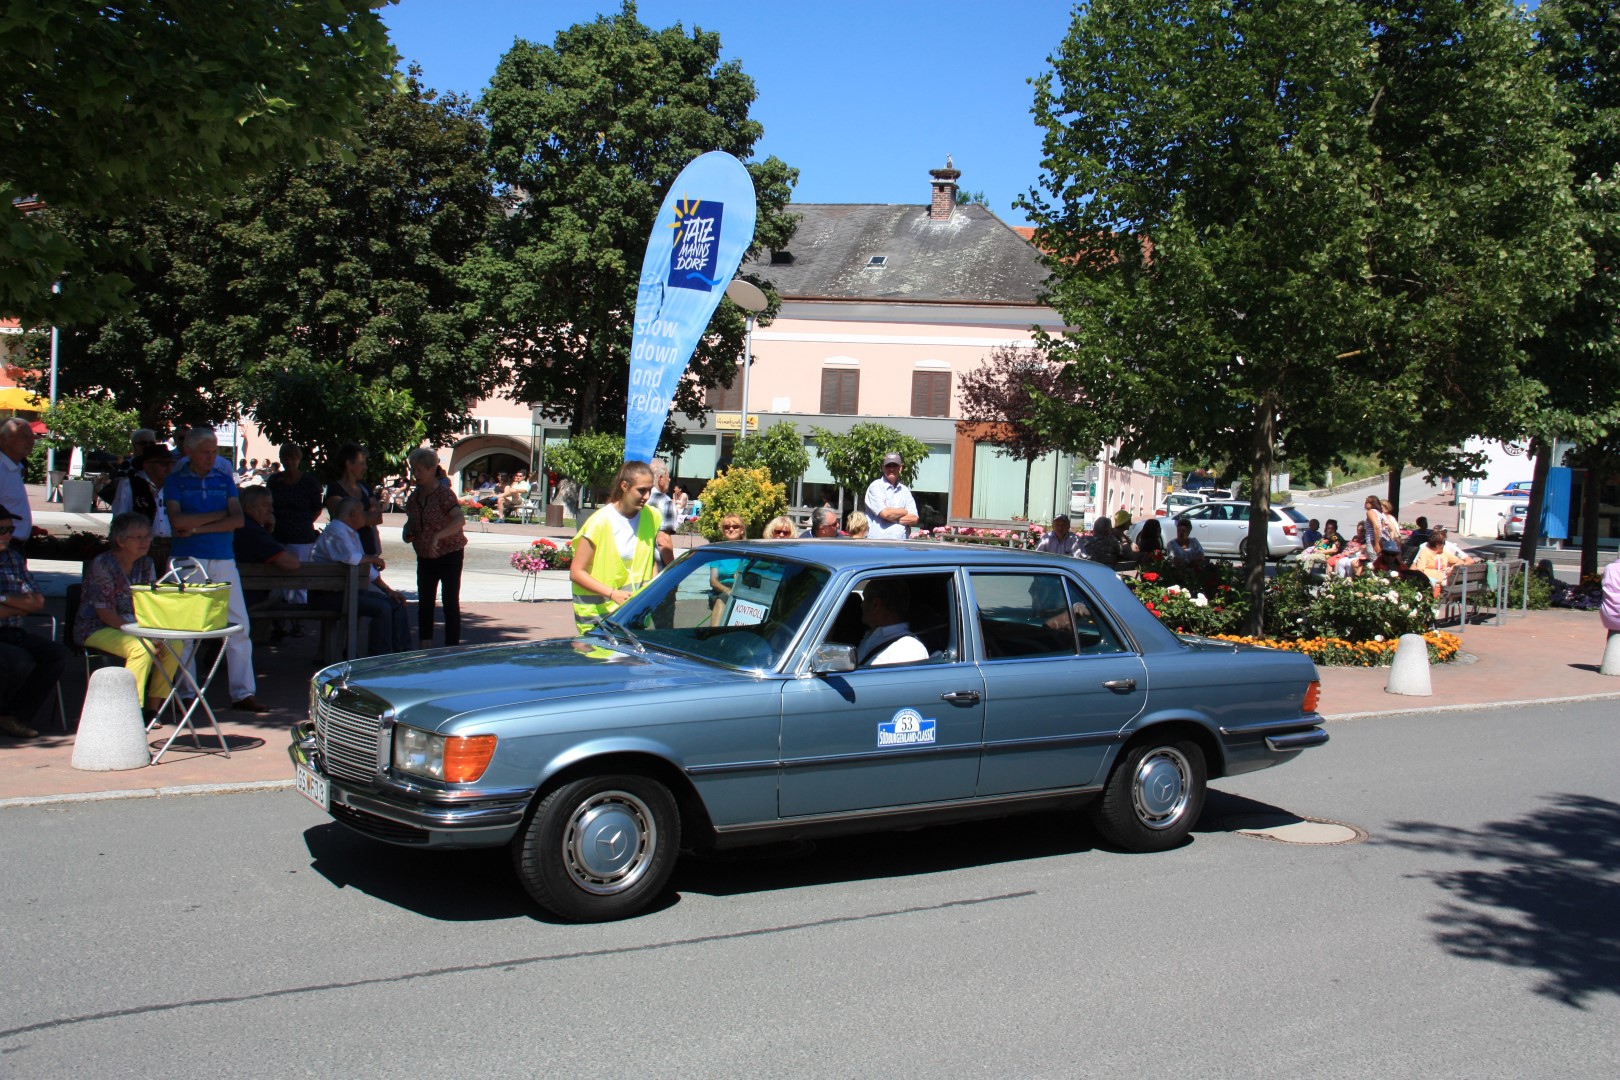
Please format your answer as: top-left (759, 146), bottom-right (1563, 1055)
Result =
top-left (1222, 814), bottom-right (1368, 845)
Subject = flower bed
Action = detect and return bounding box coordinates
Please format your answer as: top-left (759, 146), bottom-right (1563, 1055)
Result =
top-left (922, 524), bottom-right (1042, 549)
top-left (510, 537), bottom-right (572, 573)
top-left (25, 526), bottom-right (109, 563)
top-left (1127, 558), bottom-right (1459, 666)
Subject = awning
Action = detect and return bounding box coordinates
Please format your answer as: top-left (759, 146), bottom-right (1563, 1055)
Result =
top-left (0, 387), bottom-right (46, 410)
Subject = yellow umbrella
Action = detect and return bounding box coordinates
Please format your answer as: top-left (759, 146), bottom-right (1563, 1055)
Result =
top-left (0, 386), bottom-right (46, 410)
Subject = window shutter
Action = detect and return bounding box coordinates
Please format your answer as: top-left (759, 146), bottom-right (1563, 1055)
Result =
top-left (911, 371), bottom-right (951, 417)
top-left (821, 369), bottom-right (859, 415)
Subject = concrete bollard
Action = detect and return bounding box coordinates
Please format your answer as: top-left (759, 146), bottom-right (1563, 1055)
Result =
top-left (71, 667), bottom-right (150, 771)
top-left (1385, 633), bottom-right (1433, 696)
top-left (1602, 631), bottom-right (1620, 678)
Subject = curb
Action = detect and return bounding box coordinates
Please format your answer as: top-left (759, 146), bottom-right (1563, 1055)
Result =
top-left (0, 778), bottom-right (293, 810)
top-left (1322, 690), bottom-right (1620, 723)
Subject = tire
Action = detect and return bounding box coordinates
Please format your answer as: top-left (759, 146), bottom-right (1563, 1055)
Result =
top-left (511, 773), bottom-right (680, 922)
top-left (1239, 536), bottom-right (1269, 561)
top-left (1092, 738), bottom-right (1206, 852)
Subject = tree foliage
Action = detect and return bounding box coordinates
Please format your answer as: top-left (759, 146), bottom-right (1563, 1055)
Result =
top-left (729, 421), bottom-right (810, 487)
top-left (695, 466), bottom-right (788, 540)
top-left (1024, 0), bottom-right (1585, 629)
top-left (1, 0), bottom-right (402, 325)
top-left (546, 431), bottom-right (627, 495)
top-left (470, 2), bottom-right (799, 442)
top-left (30, 77), bottom-right (498, 469)
top-left (810, 423), bottom-right (930, 504)
top-left (957, 345), bottom-right (1086, 517)
top-left (42, 396), bottom-right (141, 462)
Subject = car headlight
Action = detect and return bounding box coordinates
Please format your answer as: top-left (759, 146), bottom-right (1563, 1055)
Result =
top-left (392, 726), bottom-right (498, 783)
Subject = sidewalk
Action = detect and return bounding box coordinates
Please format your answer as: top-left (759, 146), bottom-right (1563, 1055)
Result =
top-left (4, 487), bottom-right (1617, 806)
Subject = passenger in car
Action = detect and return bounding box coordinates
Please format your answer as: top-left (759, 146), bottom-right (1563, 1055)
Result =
top-left (855, 577), bottom-right (928, 666)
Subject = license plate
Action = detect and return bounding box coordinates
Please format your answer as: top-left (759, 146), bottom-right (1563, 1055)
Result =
top-left (295, 763), bottom-right (329, 811)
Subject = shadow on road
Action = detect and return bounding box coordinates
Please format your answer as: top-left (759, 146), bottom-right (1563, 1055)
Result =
top-left (303, 824), bottom-right (535, 921)
top-left (1384, 793), bottom-right (1620, 1009)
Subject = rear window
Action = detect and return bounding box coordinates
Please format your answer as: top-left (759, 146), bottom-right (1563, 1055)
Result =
top-left (1274, 506), bottom-right (1309, 523)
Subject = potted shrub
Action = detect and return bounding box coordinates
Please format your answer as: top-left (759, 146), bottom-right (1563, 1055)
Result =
top-left (41, 396), bottom-right (141, 513)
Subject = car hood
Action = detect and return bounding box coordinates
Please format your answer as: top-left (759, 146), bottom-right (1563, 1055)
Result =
top-left (318, 638), bottom-right (749, 727)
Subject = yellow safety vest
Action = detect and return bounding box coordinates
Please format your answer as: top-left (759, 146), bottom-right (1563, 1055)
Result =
top-left (572, 505), bottom-right (661, 635)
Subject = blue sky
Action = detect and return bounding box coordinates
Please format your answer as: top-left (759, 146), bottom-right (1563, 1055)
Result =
top-left (380, 1), bottom-right (1081, 228)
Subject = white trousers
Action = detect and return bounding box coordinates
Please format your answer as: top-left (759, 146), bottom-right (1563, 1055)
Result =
top-left (195, 557), bottom-right (256, 702)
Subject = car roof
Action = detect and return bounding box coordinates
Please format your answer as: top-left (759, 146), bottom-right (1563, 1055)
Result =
top-left (700, 539), bottom-right (1123, 579)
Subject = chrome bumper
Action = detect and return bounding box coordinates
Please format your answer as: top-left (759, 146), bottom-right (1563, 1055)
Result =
top-left (289, 723), bottom-right (532, 849)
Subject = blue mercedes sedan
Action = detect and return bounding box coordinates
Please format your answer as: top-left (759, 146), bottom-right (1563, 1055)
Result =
top-left (291, 541), bottom-right (1326, 922)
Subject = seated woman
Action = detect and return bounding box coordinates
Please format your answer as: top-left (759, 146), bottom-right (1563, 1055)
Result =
top-left (1134, 518), bottom-right (1165, 561)
top-left (1330, 522), bottom-right (1368, 577)
top-left (74, 512), bottom-right (180, 719)
top-left (1165, 519), bottom-right (1206, 567)
top-left (1082, 514), bottom-right (1123, 567)
top-left (1409, 526), bottom-right (1473, 597)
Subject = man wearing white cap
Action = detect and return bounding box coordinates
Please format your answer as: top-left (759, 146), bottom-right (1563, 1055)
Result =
top-left (864, 452), bottom-right (919, 540)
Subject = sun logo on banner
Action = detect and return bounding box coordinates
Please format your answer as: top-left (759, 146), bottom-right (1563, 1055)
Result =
top-left (666, 195), bottom-right (725, 291)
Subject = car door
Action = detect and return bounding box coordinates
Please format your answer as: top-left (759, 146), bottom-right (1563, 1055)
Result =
top-left (778, 572), bottom-right (985, 818)
top-left (969, 570), bottom-right (1146, 795)
top-left (1180, 503), bottom-right (1228, 553)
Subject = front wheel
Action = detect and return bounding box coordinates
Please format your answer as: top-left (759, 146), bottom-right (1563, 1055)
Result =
top-left (1092, 738), bottom-right (1206, 852)
top-left (512, 773), bottom-right (680, 922)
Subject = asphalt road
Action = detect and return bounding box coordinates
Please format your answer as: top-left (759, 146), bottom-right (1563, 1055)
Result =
top-left (2, 700), bottom-right (1615, 1078)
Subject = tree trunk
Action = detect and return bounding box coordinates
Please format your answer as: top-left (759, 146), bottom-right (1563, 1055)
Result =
top-left (1241, 394), bottom-right (1278, 636)
top-left (1023, 457), bottom-right (1034, 520)
top-left (1516, 437), bottom-right (1551, 566)
top-left (1580, 452), bottom-right (1602, 579)
top-left (1386, 460), bottom-right (1402, 520)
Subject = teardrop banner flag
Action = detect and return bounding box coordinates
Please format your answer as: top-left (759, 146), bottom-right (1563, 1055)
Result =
top-left (623, 151), bottom-right (758, 466)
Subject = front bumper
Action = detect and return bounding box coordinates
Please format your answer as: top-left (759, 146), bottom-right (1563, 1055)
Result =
top-left (289, 722), bottom-right (532, 849)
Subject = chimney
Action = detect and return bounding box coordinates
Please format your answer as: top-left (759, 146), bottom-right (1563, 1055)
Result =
top-left (928, 157), bottom-right (960, 221)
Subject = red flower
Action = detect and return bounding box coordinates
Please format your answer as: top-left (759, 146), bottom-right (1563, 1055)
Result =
top-left (1141, 572), bottom-right (1159, 582)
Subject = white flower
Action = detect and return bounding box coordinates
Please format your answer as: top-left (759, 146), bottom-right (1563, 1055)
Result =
top-left (1374, 634), bottom-right (1385, 642)
top-left (1194, 594), bottom-right (1209, 607)
top-left (1386, 590), bottom-right (1399, 602)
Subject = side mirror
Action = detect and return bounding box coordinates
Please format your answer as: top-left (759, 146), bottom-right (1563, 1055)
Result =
top-left (811, 643), bottom-right (856, 674)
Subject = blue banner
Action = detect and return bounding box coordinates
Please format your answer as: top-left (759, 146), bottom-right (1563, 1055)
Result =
top-left (623, 151), bottom-right (758, 466)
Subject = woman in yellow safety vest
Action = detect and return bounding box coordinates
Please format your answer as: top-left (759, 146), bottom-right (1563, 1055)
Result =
top-left (569, 460), bottom-right (673, 634)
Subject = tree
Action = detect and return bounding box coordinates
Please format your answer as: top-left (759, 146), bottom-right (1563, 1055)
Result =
top-left (1518, 0), bottom-right (1620, 575)
top-left (546, 431), bottom-right (627, 501)
top-left (729, 422), bottom-right (810, 488)
top-left (470, 2), bottom-right (799, 442)
top-left (810, 423), bottom-right (930, 509)
top-left (957, 345), bottom-right (1085, 518)
top-left (1, 0), bottom-right (401, 325)
top-left (695, 466), bottom-right (788, 539)
top-left (42, 396), bottom-right (141, 464)
top-left (33, 77), bottom-right (499, 468)
top-left (1024, 0), bottom-right (1583, 630)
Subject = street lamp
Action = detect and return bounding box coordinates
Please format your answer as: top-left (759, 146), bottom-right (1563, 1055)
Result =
top-left (724, 279), bottom-right (767, 441)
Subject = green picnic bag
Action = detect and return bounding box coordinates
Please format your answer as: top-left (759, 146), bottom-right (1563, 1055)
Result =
top-left (130, 558), bottom-right (231, 632)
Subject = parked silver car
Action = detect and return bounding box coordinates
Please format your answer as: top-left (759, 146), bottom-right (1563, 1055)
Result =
top-left (1132, 499), bottom-right (1308, 558)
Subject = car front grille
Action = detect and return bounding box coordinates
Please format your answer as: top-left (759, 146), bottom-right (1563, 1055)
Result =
top-left (315, 695), bottom-right (384, 784)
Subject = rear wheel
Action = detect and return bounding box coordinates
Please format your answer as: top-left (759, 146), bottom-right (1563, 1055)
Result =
top-left (1239, 536), bottom-right (1270, 561)
top-left (511, 773), bottom-right (680, 922)
top-left (1092, 738), bottom-right (1206, 852)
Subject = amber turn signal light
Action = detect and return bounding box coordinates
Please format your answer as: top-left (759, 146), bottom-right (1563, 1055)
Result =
top-left (443, 734), bottom-right (498, 783)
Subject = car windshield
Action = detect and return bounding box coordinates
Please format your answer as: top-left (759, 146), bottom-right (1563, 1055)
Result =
top-left (608, 548), bottom-right (831, 671)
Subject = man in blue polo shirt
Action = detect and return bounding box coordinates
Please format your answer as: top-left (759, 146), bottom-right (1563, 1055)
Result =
top-left (163, 427), bottom-right (267, 713)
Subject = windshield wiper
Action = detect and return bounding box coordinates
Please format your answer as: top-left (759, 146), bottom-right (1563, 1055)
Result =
top-left (597, 615), bottom-right (646, 654)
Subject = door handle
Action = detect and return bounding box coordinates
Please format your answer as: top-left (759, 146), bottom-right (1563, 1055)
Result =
top-left (940, 690), bottom-right (981, 705)
top-left (1102, 679), bottom-right (1137, 692)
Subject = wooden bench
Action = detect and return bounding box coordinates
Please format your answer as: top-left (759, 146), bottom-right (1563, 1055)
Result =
top-left (237, 562), bottom-right (361, 662)
top-left (1437, 560), bottom-right (1494, 628)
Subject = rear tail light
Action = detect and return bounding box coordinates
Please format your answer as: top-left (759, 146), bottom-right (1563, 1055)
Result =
top-left (1283, 524), bottom-right (1298, 536)
top-left (1156, 509), bottom-right (1167, 516)
top-left (1302, 681), bottom-right (1321, 714)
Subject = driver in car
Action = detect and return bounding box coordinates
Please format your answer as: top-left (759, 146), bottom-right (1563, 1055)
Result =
top-left (855, 577), bottom-right (928, 666)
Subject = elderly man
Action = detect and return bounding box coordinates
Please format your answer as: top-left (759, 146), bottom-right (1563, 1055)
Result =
top-left (647, 461), bottom-right (678, 567)
top-left (864, 452), bottom-right (919, 540)
top-left (0, 417), bottom-right (36, 543)
top-left (313, 497), bottom-right (411, 656)
top-left (234, 486), bottom-right (301, 611)
top-left (1036, 514), bottom-right (1084, 556)
top-left (111, 444), bottom-right (177, 570)
top-left (163, 426), bottom-right (267, 713)
top-left (0, 503), bottom-right (68, 738)
top-left (799, 507), bottom-right (844, 538)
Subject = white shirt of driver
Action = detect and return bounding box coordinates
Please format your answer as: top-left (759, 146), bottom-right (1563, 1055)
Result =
top-left (857, 621), bottom-right (929, 666)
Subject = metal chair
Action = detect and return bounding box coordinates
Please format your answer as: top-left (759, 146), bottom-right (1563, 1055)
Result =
top-left (18, 612), bottom-right (71, 732)
top-left (514, 497), bottom-right (542, 524)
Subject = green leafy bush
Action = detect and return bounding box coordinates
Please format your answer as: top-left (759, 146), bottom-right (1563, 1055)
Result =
top-left (1301, 571), bottom-right (1432, 642)
top-left (1505, 570), bottom-right (1553, 610)
top-left (729, 422), bottom-right (810, 487)
top-left (696, 467), bottom-right (788, 539)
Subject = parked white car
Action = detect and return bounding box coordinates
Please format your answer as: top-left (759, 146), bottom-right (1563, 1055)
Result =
top-left (1133, 499), bottom-right (1309, 559)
